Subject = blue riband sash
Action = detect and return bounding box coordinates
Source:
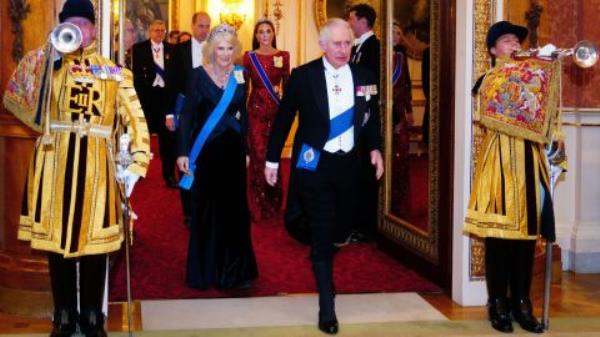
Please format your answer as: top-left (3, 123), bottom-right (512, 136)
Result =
top-left (392, 52), bottom-right (402, 85)
top-left (179, 65), bottom-right (241, 190)
top-left (296, 106), bottom-right (354, 171)
top-left (154, 62), bottom-right (166, 79)
top-left (328, 106), bottom-right (354, 140)
top-left (248, 52), bottom-right (280, 105)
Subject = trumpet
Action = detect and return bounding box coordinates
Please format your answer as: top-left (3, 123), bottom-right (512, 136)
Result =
top-left (49, 22), bottom-right (82, 54)
top-left (39, 22), bottom-right (84, 147)
top-left (514, 40), bottom-right (599, 68)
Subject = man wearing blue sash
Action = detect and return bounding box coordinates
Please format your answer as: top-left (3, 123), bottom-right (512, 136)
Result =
top-left (132, 20), bottom-right (178, 187)
top-left (265, 18), bottom-right (383, 335)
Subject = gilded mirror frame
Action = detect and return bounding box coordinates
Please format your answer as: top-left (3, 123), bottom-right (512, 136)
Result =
top-left (315, 0), bottom-right (382, 33)
top-left (380, 0), bottom-right (440, 263)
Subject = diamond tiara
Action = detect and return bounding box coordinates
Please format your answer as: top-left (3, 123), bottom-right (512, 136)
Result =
top-left (207, 24), bottom-right (236, 41)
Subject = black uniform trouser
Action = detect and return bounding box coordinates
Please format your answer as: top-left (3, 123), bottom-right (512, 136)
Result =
top-left (143, 86), bottom-right (176, 182)
top-left (48, 252), bottom-right (107, 313)
top-left (355, 140), bottom-right (378, 238)
top-left (295, 149), bottom-right (358, 318)
top-left (158, 127), bottom-right (177, 182)
top-left (485, 238), bottom-right (536, 302)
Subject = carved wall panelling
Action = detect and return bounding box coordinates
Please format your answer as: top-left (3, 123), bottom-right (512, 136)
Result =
top-left (8, 0), bottom-right (31, 62)
top-left (468, 0), bottom-right (495, 279)
top-left (0, 0), bottom-right (60, 317)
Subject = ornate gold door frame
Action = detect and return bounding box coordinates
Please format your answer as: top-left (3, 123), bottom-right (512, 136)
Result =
top-left (469, 0), bottom-right (497, 279)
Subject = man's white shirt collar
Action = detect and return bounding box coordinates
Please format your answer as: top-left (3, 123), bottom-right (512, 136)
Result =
top-left (151, 40), bottom-right (163, 49)
top-left (192, 37), bottom-right (204, 49)
top-left (354, 30), bottom-right (374, 47)
top-left (191, 38), bottom-right (205, 68)
top-left (322, 57), bottom-right (350, 75)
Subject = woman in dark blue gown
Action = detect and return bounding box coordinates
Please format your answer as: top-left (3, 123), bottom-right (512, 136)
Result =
top-left (176, 25), bottom-right (258, 290)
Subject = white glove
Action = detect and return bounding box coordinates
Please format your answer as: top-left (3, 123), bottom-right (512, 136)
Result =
top-left (117, 168), bottom-right (139, 197)
top-left (124, 171), bottom-right (139, 197)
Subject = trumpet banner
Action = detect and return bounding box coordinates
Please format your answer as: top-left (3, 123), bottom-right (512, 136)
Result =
top-left (479, 57), bottom-right (561, 144)
top-left (3, 46), bottom-right (50, 134)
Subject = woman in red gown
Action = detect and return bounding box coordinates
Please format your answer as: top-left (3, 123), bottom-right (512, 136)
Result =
top-left (243, 19), bottom-right (290, 222)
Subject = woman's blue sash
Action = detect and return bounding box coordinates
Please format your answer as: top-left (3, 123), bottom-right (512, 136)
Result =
top-left (248, 51), bottom-right (280, 105)
top-left (392, 52), bottom-right (402, 85)
top-left (179, 65), bottom-right (241, 190)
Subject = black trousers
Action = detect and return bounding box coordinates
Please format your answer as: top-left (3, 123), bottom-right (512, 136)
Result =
top-left (142, 86), bottom-right (176, 182)
top-left (485, 238), bottom-right (536, 302)
top-left (157, 128), bottom-right (177, 182)
top-left (355, 140), bottom-right (378, 238)
top-left (295, 149), bottom-right (358, 318)
top-left (48, 253), bottom-right (107, 312)
top-left (295, 149), bottom-right (359, 263)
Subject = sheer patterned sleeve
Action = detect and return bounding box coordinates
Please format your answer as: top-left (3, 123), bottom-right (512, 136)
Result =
top-left (281, 51), bottom-right (291, 89)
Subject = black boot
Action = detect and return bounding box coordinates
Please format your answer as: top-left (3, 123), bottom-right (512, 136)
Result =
top-left (313, 261), bottom-right (338, 334)
top-left (488, 298), bottom-right (513, 333)
top-left (485, 239), bottom-right (512, 333)
top-left (318, 311), bottom-right (339, 335)
top-left (47, 254), bottom-right (78, 337)
top-left (49, 308), bottom-right (78, 337)
top-left (79, 255), bottom-right (108, 337)
top-left (509, 241), bottom-right (542, 333)
top-left (79, 309), bottom-right (107, 337)
top-left (512, 298), bottom-right (543, 333)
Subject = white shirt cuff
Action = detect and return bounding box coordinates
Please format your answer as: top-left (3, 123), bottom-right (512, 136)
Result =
top-left (265, 161), bottom-right (279, 169)
top-left (166, 114), bottom-right (174, 119)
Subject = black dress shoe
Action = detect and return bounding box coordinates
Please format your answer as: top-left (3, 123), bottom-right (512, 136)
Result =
top-left (512, 299), bottom-right (544, 333)
top-left (488, 298), bottom-right (513, 333)
top-left (318, 313), bottom-right (339, 334)
top-left (49, 308), bottom-right (78, 337)
top-left (349, 230), bottom-right (370, 244)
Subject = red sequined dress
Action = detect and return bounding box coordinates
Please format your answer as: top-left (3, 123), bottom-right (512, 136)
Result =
top-left (243, 50), bottom-right (290, 222)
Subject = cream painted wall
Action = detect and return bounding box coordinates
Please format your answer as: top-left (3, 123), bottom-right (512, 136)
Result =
top-left (173, 0), bottom-right (258, 53)
top-left (452, 0), bottom-right (488, 307)
top-left (553, 110), bottom-right (600, 273)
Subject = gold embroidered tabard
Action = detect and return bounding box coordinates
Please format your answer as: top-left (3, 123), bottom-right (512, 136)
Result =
top-left (3, 43), bottom-right (151, 257)
top-left (464, 131), bottom-right (550, 240)
top-left (464, 57), bottom-right (563, 240)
